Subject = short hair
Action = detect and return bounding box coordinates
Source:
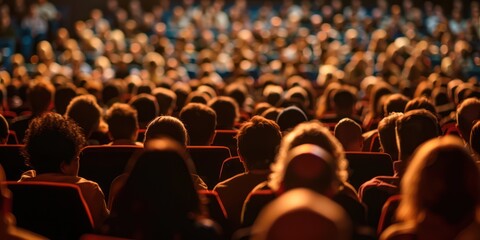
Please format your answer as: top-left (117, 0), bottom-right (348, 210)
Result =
top-left (331, 88), bottom-right (356, 113)
top-left (276, 106), bottom-right (308, 132)
top-left (383, 93), bottom-right (409, 115)
top-left (397, 136), bottom-right (479, 224)
top-left (54, 85), bottom-right (77, 115)
top-left (262, 107), bottom-right (282, 122)
top-left (23, 112), bottom-right (86, 174)
top-left (208, 96), bottom-right (239, 130)
top-left (404, 97), bottom-right (437, 117)
top-left (456, 98), bottom-right (480, 143)
top-left (396, 109), bottom-right (440, 165)
top-left (144, 116), bottom-right (188, 146)
top-left (129, 93), bottom-right (159, 127)
top-left (0, 114), bottom-right (8, 143)
top-left (334, 118), bottom-right (363, 152)
top-left (152, 87), bottom-right (177, 116)
top-left (269, 121), bottom-right (348, 193)
top-left (225, 83), bottom-right (248, 108)
top-left (179, 103), bottom-right (216, 145)
top-left (378, 112), bottom-right (403, 160)
top-left (237, 116), bottom-right (282, 170)
top-left (28, 81), bottom-right (54, 114)
top-left (65, 94), bottom-right (103, 138)
top-left (105, 103), bottom-right (138, 141)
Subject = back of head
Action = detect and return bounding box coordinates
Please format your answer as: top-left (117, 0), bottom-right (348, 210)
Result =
top-left (152, 87), bottom-right (177, 116)
top-left (129, 93), bottom-right (159, 127)
top-left (65, 94), bottom-right (103, 138)
top-left (252, 188), bottom-right (351, 240)
top-left (179, 103), bottom-right (216, 145)
top-left (456, 98), bottom-right (480, 143)
top-left (208, 96), bottom-right (239, 130)
top-left (398, 136), bottom-right (480, 225)
top-left (334, 118), bottom-right (363, 152)
top-left (331, 88), bottom-right (356, 116)
top-left (24, 112), bottom-right (86, 174)
top-left (269, 121), bottom-right (348, 194)
top-left (378, 113), bottom-right (403, 160)
top-left (0, 114), bottom-right (8, 144)
top-left (396, 109), bottom-right (440, 165)
top-left (276, 106), bottom-right (308, 132)
top-left (144, 116), bottom-right (187, 146)
top-left (54, 85), bottom-right (77, 115)
top-left (404, 97), bottom-right (437, 117)
top-left (28, 81), bottom-right (54, 115)
top-left (108, 144), bottom-right (200, 239)
top-left (237, 116), bottom-right (282, 170)
top-left (225, 83), bottom-right (248, 109)
top-left (383, 93), bottom-right (409, 115)
top-left (105, 103), bottom-right (138, 141)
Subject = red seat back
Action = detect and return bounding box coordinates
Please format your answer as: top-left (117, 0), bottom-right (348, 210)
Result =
top-left (187, 146), bottom-right (231, 189)
top-left (0, 144), bottom-right (30, 181)
top-left (345, 152), bottom-right (394, 190)
top-left (377, 195), bottom-right (402, 236)
top-left (219, 156), bottom-right (246, 182)
top-left (212, 130), bottom-right (238, 156)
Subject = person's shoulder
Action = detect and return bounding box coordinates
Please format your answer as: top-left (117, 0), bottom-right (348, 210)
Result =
top-left (188, 218), bottom-right (221, 240)
top-left (213, 173), bottom-right (247, 191)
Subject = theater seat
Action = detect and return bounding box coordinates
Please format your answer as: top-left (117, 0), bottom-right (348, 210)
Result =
top-left (212, 130), bottom-right (238, 156)
top-left (345, 152), bottom-right (394, 190)
top-left (219, 156), bottom-right (246, 182)
top-left (79, 145), bottom-right (143, 200)
top-left (377, 195), bottom-right (402, 236)
top-left (241, 189), bottom-right (276, 227)
top-left (7, 181), bottom-right (94, 239)
top-left (187, 146), bottom-right (231, 189)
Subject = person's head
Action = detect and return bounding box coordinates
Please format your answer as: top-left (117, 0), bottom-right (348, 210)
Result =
top-left (469, 121), bottom-right (480, 160)
top-left (0, 115), bottom-right (8, 144)
top-left (251, 188), bottom-right (351, 240)
top-left (383, 93), bottom-right (409, 116)
top-left (179, 103), bottom-right (216, 145)
top-left (107, 138), bottom-right (202, 239)
top-left (23, 112), bottom-right (86, 175)
top-left (152, 87), bottom-right (177, 116)
top-left (28, 81), bottom-right (54, 115)
top-left (404, 97), bottom-right (437, 117)
top-left (237, 116), bottom-right (282, 171)
top-left (262, 107), bottom-right (282, 122)
top-left (144, 116), bottom-right (188, 146)
top-left (269, 121), bottom-right (348, 195)
top-left (378, 112), bottom-right (403, 160)
top-left (65, 94), bottom-right (103, 138)
top-left (369, 82), bottom-right (394, 119)
top-left (334, 118), bottom-right (363, 152)
top-left (456, 98), bottom-right (480, 143)
top-left (208, 96), bottom-right (239, 130)
top-left (129, 93), bottom-right (159, 128)
top-left (396, 109), bottom-right (440, 167)
top-left (276, 106), bottom-right (308, 133)
top-left (331, 88), bottom-right (356, 117)
top-left (225, 83), bottom-right (248, 110)
top-left (54, 85), bottom-right (77, 115)
top-left (105, 103), bottom-right (139, 142)
top-left (397, 136), bottom-right (480, 225)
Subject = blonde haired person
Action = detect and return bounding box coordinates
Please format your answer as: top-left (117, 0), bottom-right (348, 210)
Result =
top-left (381, 136), bottom-right (480, 240)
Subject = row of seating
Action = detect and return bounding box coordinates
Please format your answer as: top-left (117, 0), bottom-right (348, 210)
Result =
top-left (6, 180), bottom-right (229, 240)
top-left (0, 144), bottom-right (393, 192)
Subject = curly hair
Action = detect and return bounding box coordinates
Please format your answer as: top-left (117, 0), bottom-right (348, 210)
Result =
top-left (268, 120), bottom-right (349, 193)
top-left (23, 112), bottom-right (86, 174)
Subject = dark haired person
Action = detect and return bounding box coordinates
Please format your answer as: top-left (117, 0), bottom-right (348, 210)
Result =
top-left (19, 113), bottom-right (109, 230)
top-left (180, 103), bottom-right (217, 146)
top-left (105, 103), bottom-right (142, 146)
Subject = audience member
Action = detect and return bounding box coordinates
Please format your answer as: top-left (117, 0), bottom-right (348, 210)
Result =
top-left (143, 116), bottom-right (188, 146)
top-left (179, 103), bottom-right (216, 146)
top-left (214, 116), bottom-right (282, 228)
top-left (377, 113), bottom-right (403, 160)
top-left (276, 106), bottom-right (308, 133)
top-left (103, 138), bottom-right (219, 239)
top-left (64, 94), bottom-right (103, 144)
top-left (105, 103), bottom-right (142, 146)
top-left (208, 96), bottom-right (240, 130)
top-left (128, 93), bottom-right (159, 129)
top-left (381, 136), bottom-right (480, 240)
top-left (19, 112), bottom-right (109, 230)
top-left (334, 118), bottom-right (363, 152)
top-left (152, 87), bottom-right (177, 116)
top-left (456, 98), bottom-right (480, 144)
